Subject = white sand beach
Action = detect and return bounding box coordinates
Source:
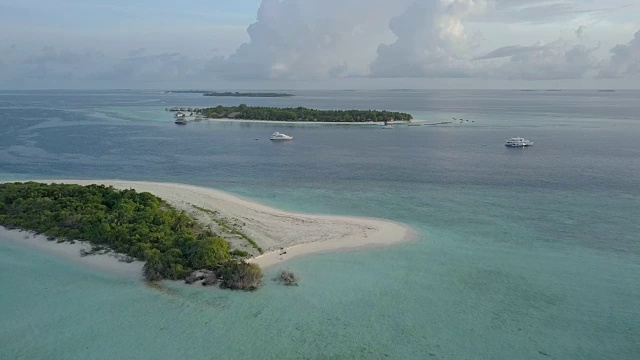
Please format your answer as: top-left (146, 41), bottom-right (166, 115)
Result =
top-left (6, 180), bottom-right (415, 268)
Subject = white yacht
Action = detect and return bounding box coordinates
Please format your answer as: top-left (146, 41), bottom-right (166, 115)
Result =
top-left (270, 132), bottom-right (293, 140)
top-left (505, 137), bottom-right (534, 147)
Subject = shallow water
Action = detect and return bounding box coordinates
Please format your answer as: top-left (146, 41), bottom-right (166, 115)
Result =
top-left (1, 90), bottom-right (639, 359)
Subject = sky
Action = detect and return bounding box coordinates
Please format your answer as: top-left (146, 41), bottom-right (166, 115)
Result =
top-left (0, 0), bottom-right (639, 89)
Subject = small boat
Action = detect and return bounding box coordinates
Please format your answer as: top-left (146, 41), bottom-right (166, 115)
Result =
top-left (505, 137), bottom-right (534, 147)
top-left (381, 124), bottom-right (394, 129)
top-left (175, 118), bottom-right (187, 125)
top-left (270, 132), bottom-right (293, 140)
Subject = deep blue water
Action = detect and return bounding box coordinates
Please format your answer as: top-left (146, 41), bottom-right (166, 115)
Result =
top-left (1, 89), bottom-right (639, 359)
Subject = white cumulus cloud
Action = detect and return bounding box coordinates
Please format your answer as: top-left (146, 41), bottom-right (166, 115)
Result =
top-left (220, 0), bottom-right (413, 80)
top-left (369, 0), bottom-right (487, 78)
top-left (599, 30), bottom-right (640, 78)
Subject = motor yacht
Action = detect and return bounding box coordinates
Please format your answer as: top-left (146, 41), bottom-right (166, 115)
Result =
top-left (505, 137), bottom-right (534, 147)
top-left (270, 132), bottom-right (293, 140)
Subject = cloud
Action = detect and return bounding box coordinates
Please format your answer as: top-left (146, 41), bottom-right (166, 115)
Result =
top-left (11, 46), bottom-right (105, 82)
top-left (369, 0), bottom-right (487, 78)
top-left (2, 0), bottom-right (638, 87)
top-left (128, 48), bottom-right (147, 57)
top-left (0, 44), bottom-right (214, 88)
top-left (599, 30), bottom-right (640, 78)
top-left (576, 25), bottom-right (587, 39)
top-left (483, 0), bottom-right (632, 24)
top-left (474, 43), bottom-right (544, 60)
top-left (24, 46), bottom-right (97, 66)
top-left (219, 0), bottom-right (414, 80)
top-left (475, 39), bottom-right (599, 80)
top-left (91, 52), bottom-right (207, 83)
top-left (215, 0), bottom-right (637, 82)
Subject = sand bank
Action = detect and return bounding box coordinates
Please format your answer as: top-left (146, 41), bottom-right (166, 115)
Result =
top-left (2, 180), bottom-right (416, 268)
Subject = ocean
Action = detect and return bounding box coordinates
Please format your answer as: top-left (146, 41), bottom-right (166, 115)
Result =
top-left (1, 89), bottom-right (639, 359)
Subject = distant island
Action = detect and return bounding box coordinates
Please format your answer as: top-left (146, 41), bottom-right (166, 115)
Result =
top-left (196, 105), bottom-right (413, 122)
top-left (163, 90), bottom-right (294, 97)
top-left (0, 182), bottom-right (262, 290)
top-left (203, 92), bottom-right (294, 97)
top-left (163, 90), bottom-right (209, 94)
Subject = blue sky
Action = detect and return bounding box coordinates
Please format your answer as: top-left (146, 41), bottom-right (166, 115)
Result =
top-left (1, 0), bottom-right (639, 89)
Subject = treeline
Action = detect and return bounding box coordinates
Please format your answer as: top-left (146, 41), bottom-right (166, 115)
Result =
top-left (0, 182), bottom-right (262, 290)
top-left (196, 105), bottom-right (413, 122)
top-left (203, 92), bottom-right (294, 97)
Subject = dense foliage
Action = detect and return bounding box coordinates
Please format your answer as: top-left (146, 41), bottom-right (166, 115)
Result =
top-left (218, 261), bottom-right (263, 291)
top-left (197, 105), bottom-right (413, 122)
top-left (0, 182), bottom-right (260, 287)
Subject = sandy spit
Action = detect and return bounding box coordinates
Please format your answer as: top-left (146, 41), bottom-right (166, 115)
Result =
top-left (2, 180), bottom-right (416, 268)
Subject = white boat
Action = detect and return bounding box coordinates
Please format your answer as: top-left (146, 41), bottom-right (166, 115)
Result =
top-left (270, 132), bottom-right (293, 140)
top-left (381, 125), bottom-right (394, 129)
top-left (505, 137), bottom-right (534, 147)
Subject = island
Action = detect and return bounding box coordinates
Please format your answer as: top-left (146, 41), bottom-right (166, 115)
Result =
top-left (163, 90), bottom-right (210, 94)
top-left (0, 182), bottom-right (262, 290)
top-left (196, 105), bottom-right (413, 122)
top-left (163, 90), bottom-right (294, 97)
top-left (1, 180), bottom-right (414, 290)
top-left (203, 92), bottom-right (294, 97)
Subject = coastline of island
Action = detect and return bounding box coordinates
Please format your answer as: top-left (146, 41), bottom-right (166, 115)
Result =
top-left (0, 226), bottom-right (144, 277)
top-left (1, 180), bottom-right (416, 282)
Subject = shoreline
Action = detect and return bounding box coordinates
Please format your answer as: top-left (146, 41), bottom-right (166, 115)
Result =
top-left (1, 180), bottom-right (417, 269)
top-left (0, 226), bottom-right (144, 277)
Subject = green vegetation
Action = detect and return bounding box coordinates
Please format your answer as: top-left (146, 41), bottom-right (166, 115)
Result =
top-left (219, 261), bottom-right (263, 290)
top-left (192, 204), bottom-right (263, 254)
top-left (196, 105), bottom-right (413, 122)
top-left (230, 249), bottom-right (250, 258)
top-left (203, 92), bottom-right (294, 97)
top-left (0, 182), bottom-right (262, 290)
top-left (275, 269), bottom-right (299, 286)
